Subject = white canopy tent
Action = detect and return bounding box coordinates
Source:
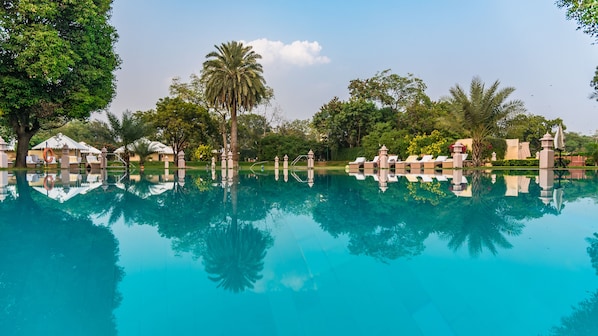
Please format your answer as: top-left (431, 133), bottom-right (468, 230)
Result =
top-left (32, 133), bottom-right (87, 151)
top-left (114, 139), bottom-right (174, 155)
top-left (79, 142), bottom-right (102, 155)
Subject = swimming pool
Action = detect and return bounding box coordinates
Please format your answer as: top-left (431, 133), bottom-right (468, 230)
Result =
top-left (1, 169), bottom-right (597, 335)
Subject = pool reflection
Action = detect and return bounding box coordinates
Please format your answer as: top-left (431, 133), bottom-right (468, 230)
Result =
top-left (1, 169), bottom-right (598, 334)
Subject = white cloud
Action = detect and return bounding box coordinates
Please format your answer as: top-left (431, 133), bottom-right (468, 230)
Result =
top-left (243, 38), bottom-right (331, 67)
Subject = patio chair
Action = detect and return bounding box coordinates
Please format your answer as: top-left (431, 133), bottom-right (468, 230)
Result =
top-left (423, 155), bottom-right (449, 170)
top-left (387, 155), bottom-right (399, 169)
top-left (442, 154), bottom-right (468, 169)
top-left (86, 155), bottom-right (101, 170)
top-left (409, 155), bottom-right (434, 171)
top-left (395, 155), bottom-right (419, 170)
top-left (348, 157), bottom-right (366, 172)
top-left (26, 155), bottom-right (42, 168)
top-left (364, 156), bottom-right (379, 169)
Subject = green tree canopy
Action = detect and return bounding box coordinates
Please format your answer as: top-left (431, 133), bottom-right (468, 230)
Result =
top-left (0, 0), bottom-right (120, 167)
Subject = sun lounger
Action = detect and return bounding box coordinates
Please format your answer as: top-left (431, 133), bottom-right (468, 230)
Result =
top-left (86, 155), bottom-right (101, 170)
top-left (395, 155), bottom-right (419, 170)
top-left (442, 154), bottom-right (468, 169)
top-left (409, 155), bottom-right (434, 171)
top-left (363, 156), bottom-right (379, 169)
top-left (26, 155), bottom-right (42, 168)
top-left (423, 155), bottom-right (449, 169)
top-left (348, 157), bottom-right (366, 172)
top-left (387, 155), bottom-right (399, 169)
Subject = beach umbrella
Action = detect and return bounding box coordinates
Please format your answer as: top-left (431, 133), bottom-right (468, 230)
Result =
top-left (553, 188), bottom-right (564, 213)
top-left (554, 124), bottom-right (565, 151)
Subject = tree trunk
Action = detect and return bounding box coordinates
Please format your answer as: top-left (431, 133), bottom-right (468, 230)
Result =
top-left (14, 130), bottom-right (35, 168)
top-left (220, 114), bottom-right (228, 157)
top-left (472, 137), bottom-right (484, 167)
top-left (230, 107), bottom-right (239, 168)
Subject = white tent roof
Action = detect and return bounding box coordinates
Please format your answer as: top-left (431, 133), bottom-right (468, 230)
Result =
top-left (32, 133), bottom-right (87, 150)
top-left (79, 141), bottom-right (102, 154)
top-left (114, 139), bottom-right (174, 155)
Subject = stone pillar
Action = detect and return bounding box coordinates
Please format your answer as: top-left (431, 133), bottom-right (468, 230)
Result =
top-left (177, 151), bottom-right (185, 168)
top-left (539, 133), bottom-right (555, 169)
top-left (100, 147), bottom-right (107, 169)
top-left (307, 150), bottom-right (314, 169)
top-left (452, 142), bottom-right (464, 169)
top-left (0, 171), bottom-right (8, 202)
top-left (164, 155), bottom-right (169, 169)
top-left (379, 145), bottom-right (388, 169)
top-left (379, 169), bottom-right (388, 192)
top-left (61, 144), bottom-right (69, 170)
top-left (227, 150), bottom-right (233, 170)
top-left (177, 169), bottom-right (185, 186)
top-left (211, 157), bottom-right (216, 170)
top-left (0, 137), bottom-right (7, 168)
top-left (452, 169), bottom-right (464, 194)
top-left (274, 156), bottom-right (279, 170)
top-left (283, 155), bottom-right (289, 169)
top-left (221, 150), bottom-right (227, 169)
top-left (308, 168), bottom-right (314, 187)
top-left (538, 169), bottom-right (554, 204)
top-left (491, 152), bottom-right (497, 161)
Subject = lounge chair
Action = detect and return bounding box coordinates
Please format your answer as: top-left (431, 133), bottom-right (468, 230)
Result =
top-left (348, 157), bottom-right (366, 172)
top-left (395, 155), bottom-right (419, 170)
top-left (68, 156), bottom-right (81, 170)
top-left (423, 155), bottom-right (449, 169)
top-left (387, 155), bottom-right (399, 169)
top-left (26, 155), bottom-right (42, 168)
top-left (409, 155), bottom-right (434, 171)
top-left (86, 155), bottom-right (101, 170)
top-left (363, 156), bottom-right (379, 169)
top-left (442, 154), bottom-right (468, 169)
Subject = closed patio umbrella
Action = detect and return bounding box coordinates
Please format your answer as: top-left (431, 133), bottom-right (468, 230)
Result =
top-left (554, 125), bottom-right (566, 168)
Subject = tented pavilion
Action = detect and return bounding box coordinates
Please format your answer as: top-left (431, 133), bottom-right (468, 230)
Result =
top-left (114, 139), bottom-right (174, 162)
top-left (31, 133), bottom-right (88, 161)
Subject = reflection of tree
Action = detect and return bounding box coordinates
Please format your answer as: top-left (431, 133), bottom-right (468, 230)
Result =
top-left (548, 233), bottom-right (598, 335)
top-left (203, 219), bottom-right (273, 293)
top-left (588, 233), bottom-right (598, 275)
top-left (0, 172), bottom-right (123, 335)
top-left (548, 290), bottom-right (598, 335)
top-left (438, 173), bottom-right (524, 256)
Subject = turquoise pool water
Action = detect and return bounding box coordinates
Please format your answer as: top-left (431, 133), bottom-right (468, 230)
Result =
top-left (1, 169), bottom-right (597, 335)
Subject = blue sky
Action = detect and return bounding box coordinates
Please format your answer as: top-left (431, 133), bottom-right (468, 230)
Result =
top-left (106, 0), bottom-right (598, 135)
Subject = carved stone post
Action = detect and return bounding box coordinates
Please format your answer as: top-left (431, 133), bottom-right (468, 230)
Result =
top-left (100, 147), bottom-right (107, 169)
top-left (452, 142), bottom-right (463, 169)
top-left (177, 151), bottom-right (185, 168)
top-left (539, 133), bottom-right (554, 169)
top-left (61, 144), bottom-right (69, 170)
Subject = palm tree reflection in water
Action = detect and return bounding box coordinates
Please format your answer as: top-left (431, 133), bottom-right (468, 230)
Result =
top-left (203, 220), bottom-right (272, 293)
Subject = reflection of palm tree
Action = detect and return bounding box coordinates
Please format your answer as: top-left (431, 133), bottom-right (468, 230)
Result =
top-left (439, 173), bottom-right (524, 256)
top-left (203, 219), bottom-right (272, 293)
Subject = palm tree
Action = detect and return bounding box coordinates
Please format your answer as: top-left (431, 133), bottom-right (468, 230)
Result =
top-left (202, 41), bottom-right (268, 167)
top-left (131, 139), bottom-right (157, 170)
top-left (106, 110), bottom-right (148, 170)
top-left (448, 77), bottom-right (524, 166)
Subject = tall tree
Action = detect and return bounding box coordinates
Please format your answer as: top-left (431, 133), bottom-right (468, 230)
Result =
top-left (202, 41), bottom-right (268, 167)
top-left (348, 69), bottom-right (427, 113)
top-left (146, 97), bottom-right (216, 165)
top-left (0, 0), bottom-right (119, 168)
top-left (448, 77), bottom-right (525, 166)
